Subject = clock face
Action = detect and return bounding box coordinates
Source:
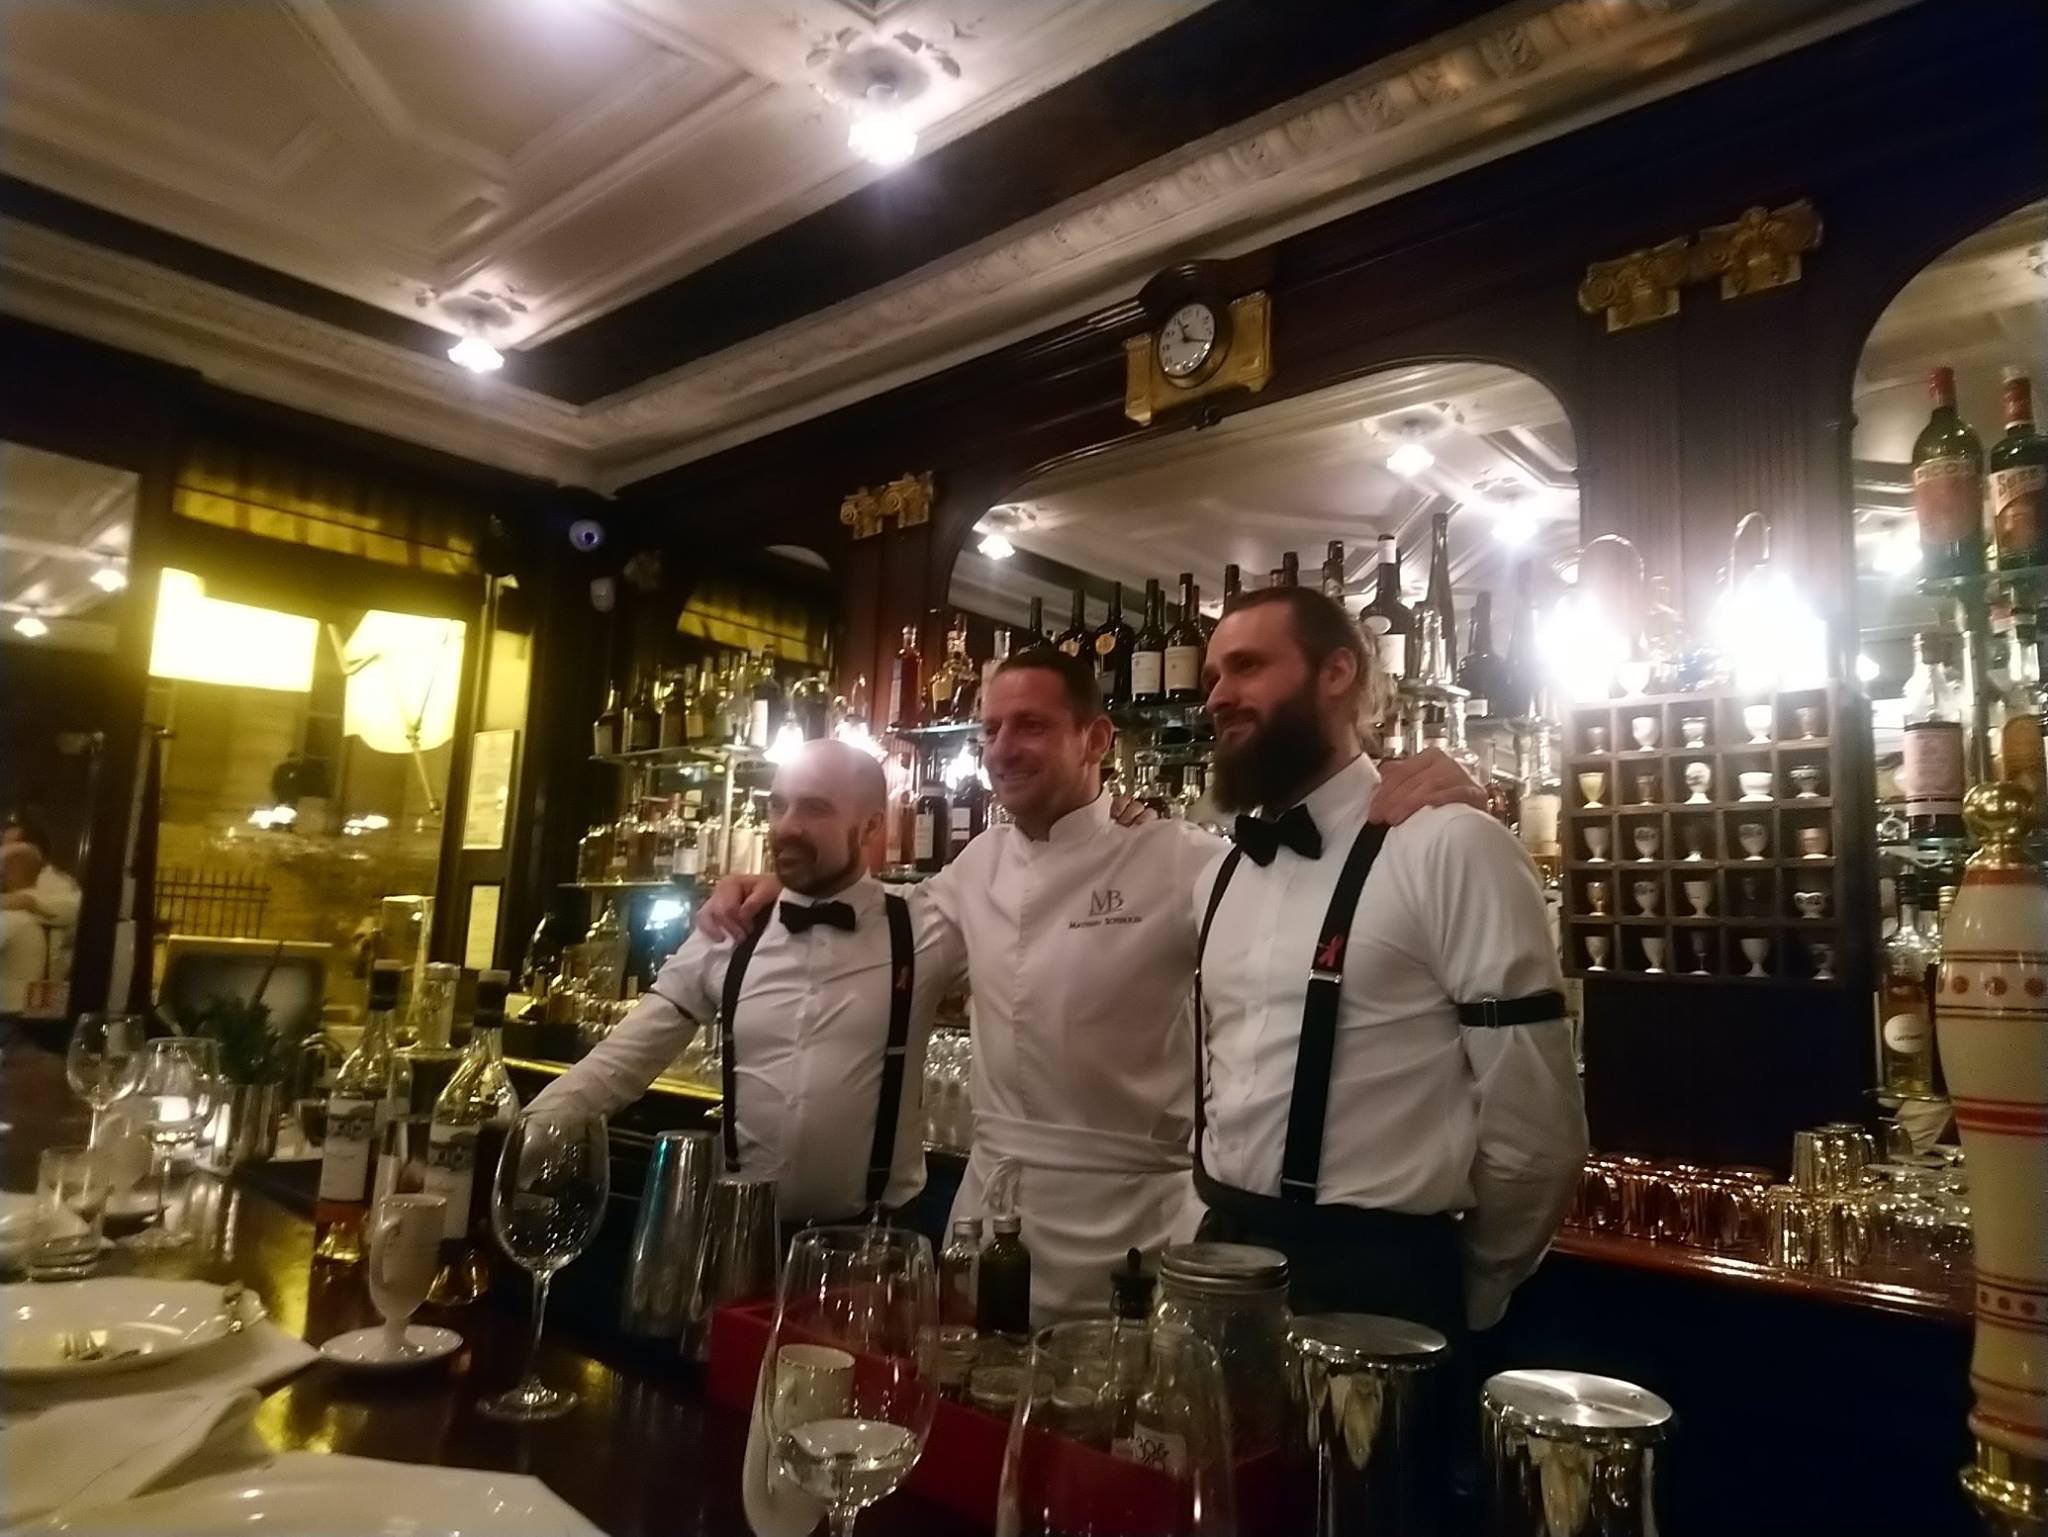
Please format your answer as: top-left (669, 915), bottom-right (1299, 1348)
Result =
top-left (1156, 302), bottom-right (1218, 381)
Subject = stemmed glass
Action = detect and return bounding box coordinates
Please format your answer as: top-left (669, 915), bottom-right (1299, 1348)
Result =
top-left (764, 1225), bottom-right (939, 1537)
top-left (482, 1108), bottom-right (610, 1422)
top-left (65, 1012), bottom-right (146, 1144)
top-left (128, 1036), bottom-right (220, 1251)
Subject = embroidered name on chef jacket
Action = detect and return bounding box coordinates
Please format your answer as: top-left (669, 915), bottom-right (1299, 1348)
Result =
top-left (1069, 887), bottom-right (1145, 929)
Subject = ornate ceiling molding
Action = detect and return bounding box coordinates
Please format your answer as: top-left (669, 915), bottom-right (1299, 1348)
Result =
top-left (0, 0), bottom-right (1914, 493)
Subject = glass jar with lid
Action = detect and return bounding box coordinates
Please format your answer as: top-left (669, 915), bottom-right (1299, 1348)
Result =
top-left (1151, 1241), bottom-right (1291, 1458)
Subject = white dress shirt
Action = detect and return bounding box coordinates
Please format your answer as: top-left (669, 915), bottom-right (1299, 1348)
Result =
top-left (0, 909), bottom-right (50, 1012)
top-left (531, 877), bottom-right (962, 1222)
top-left (921, 792), bottom-right (1225, 1320)
top-left (1195, 753), bottom-right (1587, 1329)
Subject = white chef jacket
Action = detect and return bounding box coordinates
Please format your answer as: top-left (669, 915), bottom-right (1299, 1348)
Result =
top-left (920, 791), bottom-right (1225, 1322)
top-left (1195, 752), bottom-right (1587, 1330)
top-left (531, 877), bottom-right (962, 1223)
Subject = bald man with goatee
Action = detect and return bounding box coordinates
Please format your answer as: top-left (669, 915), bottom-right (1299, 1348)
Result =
top-left (532, 739), bottom-right (962, 1224)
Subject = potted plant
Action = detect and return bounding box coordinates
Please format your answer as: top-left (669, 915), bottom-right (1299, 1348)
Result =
top-left (191, 945), bottom-right (305, 1167)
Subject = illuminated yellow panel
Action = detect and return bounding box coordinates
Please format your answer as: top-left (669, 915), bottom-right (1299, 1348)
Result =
top-left (147, 569), bottom-right (317, 692)
top-left (342, 610), bottom-right (467, 754)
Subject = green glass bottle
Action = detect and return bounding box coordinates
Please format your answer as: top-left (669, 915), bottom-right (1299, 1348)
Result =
top-left (1989, 368), bottom-right (2048, 571)
top-left (1912, 366), bottom-right (1985, 580)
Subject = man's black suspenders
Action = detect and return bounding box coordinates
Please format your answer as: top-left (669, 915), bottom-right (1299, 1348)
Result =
top-left (1194, 823), bottom-right (1564, 1208)
top-left (719, 894), bottom-right (917, 1210)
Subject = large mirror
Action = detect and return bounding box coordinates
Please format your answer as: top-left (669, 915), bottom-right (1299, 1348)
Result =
top-left (0, 442), bottom-right (139, 1014)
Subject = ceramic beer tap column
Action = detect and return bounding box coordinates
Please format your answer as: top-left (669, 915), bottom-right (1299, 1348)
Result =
top-left (1937, 783), bottom-right (2048, 1535)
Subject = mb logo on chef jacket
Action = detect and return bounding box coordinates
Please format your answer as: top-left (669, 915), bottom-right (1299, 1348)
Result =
top-left (1070, 888), bottom-right (1140, 929)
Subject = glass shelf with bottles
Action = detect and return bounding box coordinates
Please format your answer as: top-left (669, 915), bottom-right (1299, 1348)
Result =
top-left (592, 638), bottom-right (841, 763)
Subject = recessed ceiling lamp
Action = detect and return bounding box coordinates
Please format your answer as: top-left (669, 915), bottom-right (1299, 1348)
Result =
top-left (978, 532), bottom-right (1016, 560)
top-left (848, 84), bottom-right (918, 168)
top-left (90, 562), bottom-right (127, 593)
top-left (12, 612), bottom-right (49, 639)
top-left (1386, 442), bottom-right (1435, 478)
top-left (448, 334), bottom-right (504, 374)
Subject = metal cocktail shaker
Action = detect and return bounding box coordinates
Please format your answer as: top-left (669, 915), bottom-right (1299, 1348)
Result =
top-left (618, 1130), bottom-right (715, 1338)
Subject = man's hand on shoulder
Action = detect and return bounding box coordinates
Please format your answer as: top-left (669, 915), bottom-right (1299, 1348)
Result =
top-left (1370, 746), bottom-right (1485, 825)
top-left (696, 874), bottom-right (782, 942)
top-left (1108, 791), bottom-right (1158, 828)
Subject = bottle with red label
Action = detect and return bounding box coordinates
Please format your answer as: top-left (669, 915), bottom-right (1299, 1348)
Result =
top-left (1912, 366), bottom-right (1985, 580)
top-left (1989, 367), bottom-right (2048, 571)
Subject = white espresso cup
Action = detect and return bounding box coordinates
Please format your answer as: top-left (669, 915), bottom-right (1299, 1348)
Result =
top-left (773, 1343), bottom-right (855, 1424)
top-left (368, 1193), bottom-right (445, 1352)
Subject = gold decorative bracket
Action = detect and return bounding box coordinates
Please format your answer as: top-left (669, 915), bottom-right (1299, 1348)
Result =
top-left (1691, 201), bottom-right (1823, 300)
top-left (840, 472), bottom-right (934, 541)
top-left (1579, 199), bottom-right (1823, 332)
top-left (1577, 239), bottom-right (1692, 333)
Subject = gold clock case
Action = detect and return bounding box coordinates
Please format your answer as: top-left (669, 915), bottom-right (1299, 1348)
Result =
top-left (1122, 290), bottom-right (1272, 425)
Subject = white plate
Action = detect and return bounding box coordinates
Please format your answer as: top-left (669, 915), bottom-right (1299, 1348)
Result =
top-left (319, 1324), bottom-right (463, 1371)
top-left (24, 1453), bottom-right (604, 1536)
top-left (0, 1278), bottom-right (246, 1381)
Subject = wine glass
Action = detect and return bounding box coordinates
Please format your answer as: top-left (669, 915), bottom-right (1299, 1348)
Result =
top-left (127, 1036), bottom-right (220, 1251)
top-left (65, 1012), bottom-right (146, 1144)
top-left (482, 1108), bottom-right (610, 1422)
top-left (763, 1225), bottom-right (939, 1537)
top-left (997, 1320), bottom-right (1236, 1537)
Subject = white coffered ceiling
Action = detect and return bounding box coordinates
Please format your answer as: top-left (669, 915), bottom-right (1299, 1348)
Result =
top-left (0, 0), bottom-right (1917, 490)
top-left (1, 0), bottom-right (1202, 349)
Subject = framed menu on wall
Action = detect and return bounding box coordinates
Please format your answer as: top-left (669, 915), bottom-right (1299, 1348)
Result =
top-left (462, 728), bottom-right (517, 850)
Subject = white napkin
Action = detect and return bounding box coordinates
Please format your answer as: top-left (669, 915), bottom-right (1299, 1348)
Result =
top-left (0, 1315), bottom-right (317, 1426)
top-left (0, 1385), bottom-right (265, 1525)
top-left (742, 1355), bottom-right (829, 1537)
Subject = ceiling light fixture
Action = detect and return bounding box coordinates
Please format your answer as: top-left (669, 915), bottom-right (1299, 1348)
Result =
top-left (90, 563), bottom-right (128, 593)
top-left (848, 85), bottom-right (917, 168)
top-left (1856, 652), bottom-right (1882, 683)
top-left (978, 531), bottom-right (1016, 560)
top-left (12, 612), bottom-right (50, 639)
top-left (1386, 442), bottom-right (1435, 478)
top-left (448, 334), bottom-right (504, 374)
top-left (1493, 510), bottom-right (1539, 547)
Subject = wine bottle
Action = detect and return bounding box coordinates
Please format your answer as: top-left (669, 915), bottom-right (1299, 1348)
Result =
top-left (948, 747), bottom-right (990, 857)
top-left (1280, 552), bottom-right (1300, 588)
top-left (1165, 574), bottom-right (1205, 702)
top-left (1024, 597), bottom-right (1047, 649)
top-left (593, 683), bottom-right (623, 758)
top-left (913, 765), bottom-right (950, 873)
top-left (1902, 629), bottom-right (1966, 842)
top-left (749, 645), bottom-right (783, 749)
top-left (1055, 589), bottom-right (1089, 659)
top-left (889, 625), bottom-right (922, 730)
top-left (980, 626), bottom-right (1011, 703)
top-left (1222, 564), bottom-right (1243, 611)
top-left (1912, 366), bottom-right (1986, 579)
top-left (423, 970), bottom-right (520, 1305)
top-left (1091, 582), bottom-right (1135, 704)
top-left (1130, 579), bottom-right (1166, 703)
top-left (314, 961), bottom-right (402, 1265)
top-left (1455, 592), bottom-right (1506, 716)
top-left (1320, 541), bottom-right (1346, 601)
top-left (1424, 510), bottom-right (1458, 679)
top-left (1358, 535), bottom-right (1414, 682)
top-left (1989, 367), bottom-right (2048, 571)
top-left (1880, 879), bottom-right (1936, 1098)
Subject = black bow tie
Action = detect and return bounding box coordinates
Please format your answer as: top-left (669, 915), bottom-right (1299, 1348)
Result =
top-left (780, 900), bottom-right (856, 934)
top-left (1233, 805), bottom-right (1322, 866)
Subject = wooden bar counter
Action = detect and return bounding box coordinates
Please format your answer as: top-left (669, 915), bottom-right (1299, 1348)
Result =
top-left (0, 1034), bottom-right (975, 1537)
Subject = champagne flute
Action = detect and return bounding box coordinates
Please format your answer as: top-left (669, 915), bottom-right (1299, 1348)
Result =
top-left (764, 1225), bottom-right (939, 1537)
top-left (128, 1036), bottom-right (220, 1251)
top-left (65, 1012), bottom-right (146, 1144)
top-left (482, 1108), bottom-right (610, 1421)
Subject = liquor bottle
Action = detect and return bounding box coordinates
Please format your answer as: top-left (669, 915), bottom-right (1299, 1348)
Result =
top-left (1424, 509), bottom-right (1458, 679)
top-left (948, 748), bottom-right (989, 860)
top-left (1130, 579), bottom-right (1167, 703)
top-left (1321, 541), bottom-right (1346, 601)
top-left (727, 795), bottom-right (760, 876)
top-left (1921, 891), bottom-right (1951, 1096)
top-left (423, 970), bottom-right (520, 1305)
top-left (1091, 582), bottom-right (1135, 704)
top-left (724, 652), bottom-right (752, 744)
top-left (1502, 562), bottom-right (1543, 721)
top-left (655, 672), bottom-right (684, 750)
top-left (1419, 702), bottom-right (1450, 754)
top-left (1267, 567), bottom-right (1284, 589)
top-left (703, 660), bottom-right (733, 747)
top-left (626, 677), bottom-right (659, 753)
top-left (948, 621), bottom-right (984, 723)
top-left (1359, 534), bottom-right (1415, 682)
top-left (1516, 725), bottom-right (1563, 881)
top-left (1132, 751), bottom-right (1172, 818)
top-left (1103, 1249), bottom-right (1157, 1459)
top-left (1415, 609), bottom-right (1446, 687)
top-left (1279, 552), bottom-right (1300, 588)
top-left (1999, 608), bottom-right (2046, 819)
top-left (980, 626), bottom-right (1011, 704)
top-left (314, 961), bottom-right (402, 1265)
top-left (1054, 589), bottom-right (1089, 659)
top-left (748, 646), bottom-right (782, 748)
top-left (890, 625), bottom-right (923, 730)
top-left (1455, 592), bottom-right (1507, 716)
top-left (683, 661), bottom-right (709, 742)
top-left (975, 1214), bottom-right (1031, 1341)
top-left (1222, 563), bottom-right (1244, 611)
top-left (1912, 366), bottom-right (1986, 579)
top-left (671, 803), bottom-right (702, 879)
top-left (593, 683), bottom-right (623, 758)
top-left (1902, 629), bottom-right (1967, 842)
top-left (926, 614), bottom-right (966, 725)
top-left (395, 961), bottom-right (463, 1123)
top-left (1880, 880), bottom-right (1937, 1098)
top-left (1023, 597), bottom-right (1047, 651)
top-left (1165, 574), bottom-right (1206, 702)
top-left (913, 764), bottom-right (950, 873)
top-left (789, 665), bottom-right (830, 742)
top-left (885, 753), bottom-right (912, 869)
top-left (1989, 367), bottom-right (2048, 571)
top-left (939, 1217), bottom-right (982, 1329)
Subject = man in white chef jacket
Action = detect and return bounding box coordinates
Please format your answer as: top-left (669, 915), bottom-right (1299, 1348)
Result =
top-left (702, 649), bottom-right (1478, 1320)
top-left (1191, 587), bottom-right (1586, 1342)
top-left (531, 740), bottom-right (960, 1226)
